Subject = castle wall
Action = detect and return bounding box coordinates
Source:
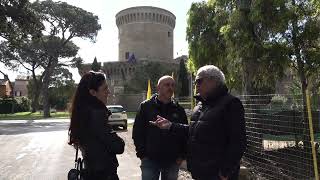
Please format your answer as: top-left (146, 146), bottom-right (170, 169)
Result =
top-left (77, 6), bottom-right (179, 110)
top-left (116, 6), bottom-right (175, 62)
top-left (107, 93), bottom-right (145, 111)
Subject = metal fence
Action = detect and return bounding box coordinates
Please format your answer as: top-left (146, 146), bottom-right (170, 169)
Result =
top-left (239, 94), bottom-right (319, 179)
top-left (115, 93), bottom-right (320, 179)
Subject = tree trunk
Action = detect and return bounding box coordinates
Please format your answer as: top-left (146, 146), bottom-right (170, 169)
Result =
top-left (42, 57), bottom-right (58, 118)
top-left (31, 93), bottom-right (39, 113)
top-left (291, 5), bottom-right (312, 156)
top-left (42, 81), bottom-right (50, 117)
top-left (298, 60), bottom-right (312, 151)
top-left (240, 9), bottom-right (264, 163)
top-left (242, 58), bottom-right (264, 162)
top-left (30, 71), bottom-right (41, 113)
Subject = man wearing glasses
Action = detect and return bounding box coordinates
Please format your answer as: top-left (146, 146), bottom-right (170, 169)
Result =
top-left (151, 65), bottom-right (247, 180)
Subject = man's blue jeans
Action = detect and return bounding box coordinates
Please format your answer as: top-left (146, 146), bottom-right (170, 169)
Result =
top-left (140, 158), bottom-right (180, 180)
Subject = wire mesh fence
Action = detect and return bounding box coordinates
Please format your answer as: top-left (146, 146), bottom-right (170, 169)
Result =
top-left (239, 94), bottom-right (320, 179)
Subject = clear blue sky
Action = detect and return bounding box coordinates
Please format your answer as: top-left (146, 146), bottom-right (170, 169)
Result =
top-left (2, 0), bottom-right (205, 82)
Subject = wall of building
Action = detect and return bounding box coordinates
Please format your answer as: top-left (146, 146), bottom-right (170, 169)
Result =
top-left (14, 79), bottom-right (28, 97)
top-left (116, 6), bottom-right (175, 62)
top-left (107, 93), bottom-right (145, 111)
top-left (0, 85), bottom-right (6, 98)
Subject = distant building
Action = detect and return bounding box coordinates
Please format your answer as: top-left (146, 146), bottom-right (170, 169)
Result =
top-left (77, 6), bottom-right (189, 110)
top-left (13, 76), bottom-right (29, 97)
top-left (0, 79), bottom-right (13, 98)
top-left (116, 6), bottom-right (176, 62)
top-left (79, 6), bottom-right (179, 94)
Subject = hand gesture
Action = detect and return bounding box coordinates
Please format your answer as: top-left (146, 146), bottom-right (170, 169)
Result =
top-left (149, 115), bottom-right (172, 129)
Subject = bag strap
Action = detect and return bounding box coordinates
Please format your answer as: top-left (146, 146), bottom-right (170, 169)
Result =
top-left (75, 146), bottom-right (83, 173)
top-left (74, 146), bottom-right (79, 169)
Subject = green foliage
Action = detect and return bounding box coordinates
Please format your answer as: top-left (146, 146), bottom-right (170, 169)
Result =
top-left (187, 2), bottom-right (227, 70)
top-left (271, 95), bottom-right (288, 104)
top-left (0, 98), bottom-right (15, 114)
top-left (0, 97), bottom-right (31, 114)
top-left (70, 57), bottom-right (84, 69)
top-left (186, 58), bottom-right (196, 75)
top-left (178, 59), bottom-right (190, 97)
top-left (0, 0), bottom-right (43, 46)
top-left (270, 95), bottom-right (290, 111)
top-left (1, 0), bottom-right (101, 117)
top-left (186, 1), bottom-right (245, 92)
top-left (15, 96), bottom-right (31, 112)
top-left (91, 56), bottom-right (101, 71)
top-left (32, 0), bottom-right (101, 42)
top-left (0, 111), bottom-right (69, 120)
top-left (186, 0), bottom-right (320, 96)
top-left (124, 62), bottom-right (178, 93)
top-left (49, 68), bottom-right (76, 110)
top-left (31, 0), bottom-right (101, 117)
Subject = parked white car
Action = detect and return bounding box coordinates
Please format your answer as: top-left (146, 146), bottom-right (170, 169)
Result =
top-left (107, 105), bottom-right (128, 130)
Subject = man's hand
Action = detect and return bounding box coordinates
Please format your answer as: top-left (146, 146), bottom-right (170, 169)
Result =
top-left (149, 115), bottom-right (172, 129)
top-left (219, 172), bottom-right (228, 180)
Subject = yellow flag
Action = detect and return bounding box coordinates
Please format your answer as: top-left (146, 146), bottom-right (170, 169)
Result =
top-left (171, 72), bottom-right (175, 98)
top-left (147, 79), bottom-right (151, 100)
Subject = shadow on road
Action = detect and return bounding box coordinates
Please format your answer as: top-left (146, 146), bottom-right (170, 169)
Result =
top-left (0, 121), bottom-right (69, 135)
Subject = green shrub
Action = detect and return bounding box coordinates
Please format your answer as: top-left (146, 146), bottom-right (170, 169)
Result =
top-left (15, 97), bottom-right (31, 112)
top-left (269, 95), bottom-right (291, 112)
top-left (0, 98), bottom-right (15, 114)
top-left (0, 97), bottom-right (31, 114)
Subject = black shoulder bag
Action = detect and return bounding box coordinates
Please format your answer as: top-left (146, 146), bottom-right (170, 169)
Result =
top-left (68, 146), bottom-right (84, 180)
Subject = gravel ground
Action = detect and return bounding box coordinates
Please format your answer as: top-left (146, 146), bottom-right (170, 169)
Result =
top-left (117, 127), bottom-right (194, 180)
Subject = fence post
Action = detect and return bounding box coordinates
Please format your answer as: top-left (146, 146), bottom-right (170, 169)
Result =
top-left (306, 90), bottom-right (319, 180)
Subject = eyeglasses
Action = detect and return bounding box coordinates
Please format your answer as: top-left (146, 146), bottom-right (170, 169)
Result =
top-left (194, 78), bottom-right (204, 86)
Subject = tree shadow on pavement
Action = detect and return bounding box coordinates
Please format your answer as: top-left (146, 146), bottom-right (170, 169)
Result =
top-left (0, 121), bottom-right (69, 135)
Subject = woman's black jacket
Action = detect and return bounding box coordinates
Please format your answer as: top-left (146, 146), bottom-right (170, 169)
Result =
top-left (79, 101), bottom-right (125, 174)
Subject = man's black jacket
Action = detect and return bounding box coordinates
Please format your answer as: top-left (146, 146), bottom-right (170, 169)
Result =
top-left (170, 85), bottom-right (247, 179)
top-left (132, 94), bottom-right (188, 165)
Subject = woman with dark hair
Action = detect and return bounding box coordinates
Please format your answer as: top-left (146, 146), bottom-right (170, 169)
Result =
top-left (68, 71), bottom-right (125, 180)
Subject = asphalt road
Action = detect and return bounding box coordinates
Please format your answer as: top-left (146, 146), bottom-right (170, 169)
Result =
top-left (0, 119), bottom-right (192, 180)
top-left (0, 119), bottom-right (141, 180)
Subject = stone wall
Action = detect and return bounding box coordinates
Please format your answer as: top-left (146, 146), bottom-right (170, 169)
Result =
top-left (116, 6), bottom-right (175, 62)
top-left (107, 92), bottom-right (146, 112)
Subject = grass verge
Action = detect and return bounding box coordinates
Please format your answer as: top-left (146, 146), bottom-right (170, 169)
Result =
top-left (0, 111), bottom-right (70, 120)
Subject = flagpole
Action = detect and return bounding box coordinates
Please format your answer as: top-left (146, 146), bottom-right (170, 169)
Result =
top-left (171, 72), bottom-right (175, 98)
top-left (147, 79), bottom-right (151, 100)
top-left (190, 72), bottom-right (193, 110)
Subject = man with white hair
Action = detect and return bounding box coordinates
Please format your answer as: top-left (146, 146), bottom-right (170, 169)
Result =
top-left (133, 75), bottom-right (188, 180)
top-left (151, 65), bottom-right (247, 180)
